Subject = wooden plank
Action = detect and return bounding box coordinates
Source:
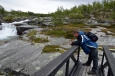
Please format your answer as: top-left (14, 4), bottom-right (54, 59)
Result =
top-left (93, 67), bottom-right (100, 76)
top-left (77, 65), bottom-right (84, 76)
top-left (32, 46), bottom-right (79, 76)
top-left (103, 46), bottom-right (115, 76)
top-left (81, 66), bottom-right (87, 76)
top-left (70, 62), bottom-right (82, 76)
top-left (85, 66), bottom-right (91, 76)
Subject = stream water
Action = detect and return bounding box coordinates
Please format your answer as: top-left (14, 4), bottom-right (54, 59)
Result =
top-left (0, 23), bottom-right (17, 40)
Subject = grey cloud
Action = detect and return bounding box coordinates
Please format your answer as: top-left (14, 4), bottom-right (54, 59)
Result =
top-left (0, 0), bottom-right (103, 13)
top-left (49, 0), bottom-right (103, 4)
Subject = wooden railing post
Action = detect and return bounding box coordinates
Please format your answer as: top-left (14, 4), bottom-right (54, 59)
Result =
top-left (100, 46), bottom-right (115, 76)
top-left (77, 46), bottom-right (80, 62)
top-left (107, 67), bottom-right (111, 76)
top-left (101, 51), bottom-right (105, 73)
top-left (65, 60), bottom-right (69, 76)
top-left (32, 46), bottom-right (79, 76)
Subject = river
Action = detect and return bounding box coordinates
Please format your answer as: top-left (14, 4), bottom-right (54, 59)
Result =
top-left (0, 23), bottom-right (17, 40)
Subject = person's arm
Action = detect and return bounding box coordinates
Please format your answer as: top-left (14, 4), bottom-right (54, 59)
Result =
top-left (71, 40), bottom-right (80, 45)
top-left (71, 35), bottom-right (82, 45)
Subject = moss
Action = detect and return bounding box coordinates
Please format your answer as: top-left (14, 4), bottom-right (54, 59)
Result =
top-left (27, 30), bottom-right (37, 37)
top-left (27, 30), bottom-right (49, 43)
top-left (47, 30), bottom-right (66, 37)
top-left (33, 37), bottom-right (49, 43)
top-left (71, 23), bottom-right (87, 28)
top-left (29, 36), bottom-right (49, 43)
top-left (42, 45), bottom-right (65, 53)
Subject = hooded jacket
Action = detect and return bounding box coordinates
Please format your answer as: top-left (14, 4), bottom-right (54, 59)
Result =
top-left (71, 31), bottom-right (98, 54)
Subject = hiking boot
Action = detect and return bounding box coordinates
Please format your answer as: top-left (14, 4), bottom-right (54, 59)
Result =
top-left (82, 63), bottom-right (90, 66)
top-left (87, 70), bottom-right (96, 75)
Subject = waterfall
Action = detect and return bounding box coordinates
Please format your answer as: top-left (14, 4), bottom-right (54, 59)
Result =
top-left (0, 23), bottom-right (17, 40)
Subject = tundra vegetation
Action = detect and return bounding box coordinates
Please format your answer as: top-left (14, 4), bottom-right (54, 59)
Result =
top-left (1, 0), bottom-right (115, 53)
top-left (27, 30), bottom-right (49, 43)
top-left (42, 45), bottom-right (65, 53)
top-left (0, 0), bottom-right (115, 24)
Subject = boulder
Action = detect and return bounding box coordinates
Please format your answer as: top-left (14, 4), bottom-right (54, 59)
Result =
top-left (16, 25), bottom-right (38, 35)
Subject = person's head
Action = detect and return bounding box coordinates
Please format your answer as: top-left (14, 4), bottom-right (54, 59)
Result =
top-left (73, 30), bottom-right (79, 37)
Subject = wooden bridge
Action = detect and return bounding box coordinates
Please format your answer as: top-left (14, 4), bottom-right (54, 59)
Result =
top-left (32, 45), bottom-right (115, 76)
top-left (0, 45), bottom-right (115, 76)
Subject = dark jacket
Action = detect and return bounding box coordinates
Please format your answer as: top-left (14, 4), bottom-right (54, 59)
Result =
top-left (71, 31), bottom-right (98, 54)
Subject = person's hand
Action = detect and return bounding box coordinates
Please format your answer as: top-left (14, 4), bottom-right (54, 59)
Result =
top-left (70, 40), bottom-right (74, 45)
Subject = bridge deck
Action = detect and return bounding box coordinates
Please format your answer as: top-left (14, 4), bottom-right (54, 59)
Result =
top-left (72, 62), bottom-right (99, 76)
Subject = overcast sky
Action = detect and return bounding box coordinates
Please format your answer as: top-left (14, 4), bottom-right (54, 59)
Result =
top-left (0, 0), bottom-right (103, 14)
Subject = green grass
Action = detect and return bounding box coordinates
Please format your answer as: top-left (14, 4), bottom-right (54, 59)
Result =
top-left (27, 30), bottom-right (49, 43)
top-left (29, 36), bottom-right (49, 43)
top-left (33, 37), bottom-right (49, 43)
top-left (41, 23), bottom-right (92, 39)
top-left (27, 30), bottom-right (37, 37)
top-left (42, 45), bottom-right (65, 53)
top-left (46, 30), bottom-right (66, 37)
top-left (41, 23), bottom-right (115, 39)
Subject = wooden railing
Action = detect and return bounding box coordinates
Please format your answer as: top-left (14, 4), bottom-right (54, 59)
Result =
top-left (6, 45), bottom-right (115, 76)
top-left (100, 46), bottom-right (115, 76)
top-left (32, 45), bottom-right (80, 76)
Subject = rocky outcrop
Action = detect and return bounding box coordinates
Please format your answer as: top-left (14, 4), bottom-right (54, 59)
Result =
top-left (16, 25), bottom-right (38, 35)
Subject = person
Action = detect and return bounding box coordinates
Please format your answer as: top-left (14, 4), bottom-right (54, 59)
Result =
top-left (71, 30), bottom-right (98, 75)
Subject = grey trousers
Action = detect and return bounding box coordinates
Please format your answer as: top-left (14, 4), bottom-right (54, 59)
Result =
top-left (86, 48), bottom-right (98, 72)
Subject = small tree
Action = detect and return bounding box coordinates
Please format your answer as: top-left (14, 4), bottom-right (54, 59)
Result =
top-left (0, 5), bottom-right (5, 16)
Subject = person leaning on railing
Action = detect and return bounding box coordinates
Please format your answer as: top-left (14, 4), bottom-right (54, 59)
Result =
top-left (70, 30), bottom-right (98, 75)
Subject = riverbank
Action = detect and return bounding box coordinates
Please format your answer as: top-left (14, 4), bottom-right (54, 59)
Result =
top-left (0, 26), bottom-right (115, 75)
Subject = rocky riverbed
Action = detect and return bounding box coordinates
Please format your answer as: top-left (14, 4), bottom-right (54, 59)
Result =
top-left (0, 26), bottom-right (115, 76)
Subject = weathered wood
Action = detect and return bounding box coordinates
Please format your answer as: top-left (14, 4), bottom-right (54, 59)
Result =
top-left (71, 63), bottom-right (101, 76)
top-left (1, 41), bottom-right (114, 76)
top-left (74, 63), bottom-right (84, 76)
top-left (103, 46), bottom-right (115, 76)
top-left (32, 46), bottom-right (79, 76)
top-left (71, 55), bottom-right (77, 63)
top-left (81, 66), bottom-right (87, 76)
top-left (85, 66), bottom-right (91, 76)
top-left (70, 62), bottom-right (82, 76)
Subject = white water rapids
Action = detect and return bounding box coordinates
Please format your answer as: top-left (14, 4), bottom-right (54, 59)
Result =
top-left (0, 19), bottom-right (30, 40)
top-left (0, 23), bottom-right (17, 40)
